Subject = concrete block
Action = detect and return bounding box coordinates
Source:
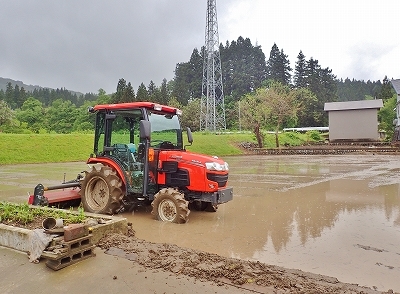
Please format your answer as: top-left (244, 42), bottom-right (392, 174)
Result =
top-left (45, 245), bottom-right (96, 270)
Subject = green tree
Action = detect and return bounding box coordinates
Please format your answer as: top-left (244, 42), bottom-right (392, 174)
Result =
top-left (336, 78), bottom-right (381, 102)
top-left (15, 97), bottom-right (45, 133)
top-left (5, 82), bottom-right (14, 109)
top-left (112, 78), bottom-right (127, 103)
top-left (293, 88), bottom-right (320, 127)
top-left (167, 96), bottom-right (183, 109)
top-left (293, 51), bottom-right (307, 88)
top-left (13, 85), bottom-right (27, 109)
top-left (17, 87), bottom-right (27, 108)
top-left (266, 43), bottom-right (292, 85)
top-left (136, 83), bottom-right (149, 101)
top-left (264, 82), bottom-right (299, 147)
top-left (96, 88), bottom-right (111, 104)
top-left (13, 84), bottom-right (20, 109)
top-left (148, 80), bottom-right (156, 97)
top-left (240, 89), bottom-right (269, 148)
top-left (123, 82), bottom-right (135, 102)
top-left (241, 82), bottom-right (300, 148)
top-left (73, 100), bottom-right (96, 132)
top-left (172, 48), bottom-right (203, 105)
top-left (160, 78), bottom-right (169, 105)
top-left (304, 57), bottom-right (337, 126)
top-left (0, 100), bottom-right (14, 126)
top-left (378, 94), bottom-right (396, 140)
top-left (47, 99), bottom-right (77, 133)
top-left (148, 80), bottom-right (162, 103)
top-left (377, 76), bottom-right (395, 102)
top-left (180, 98), bottom-right (201, 131)
top-left (221, 37), bottom-right (267, 99)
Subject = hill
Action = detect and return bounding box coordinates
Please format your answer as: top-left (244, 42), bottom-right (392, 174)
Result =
top-left (0, 77), bottom-right (83, 96)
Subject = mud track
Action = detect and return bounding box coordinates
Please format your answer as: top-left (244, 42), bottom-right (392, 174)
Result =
top-left (97, 227), bottom-right (393, 294)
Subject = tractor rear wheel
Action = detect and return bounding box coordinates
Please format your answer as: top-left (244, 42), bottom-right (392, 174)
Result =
top-left (79, 165), bottom-right (124, 214)
top-left (151, 188), bottom-right (189, 224)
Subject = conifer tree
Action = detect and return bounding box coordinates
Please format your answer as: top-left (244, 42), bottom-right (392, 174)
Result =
top-left (378, 76), bottom-right (395, 101)
top-left (123, 82), bottom-right (135, 102)
top-left (293, 51), bottom-right (307, 88)
top-left (221, 37), bottom-right (267, 99)
top-left (136, 83), bottom-right (149, 101)
top-left (111, 78), bottom-right (127, 103)
top-left (160, 78), bottom-right (169, 105)
top-left (5, 82), bottom-right (14, 108)
top-left (266, 43), bottom-right (291, 85)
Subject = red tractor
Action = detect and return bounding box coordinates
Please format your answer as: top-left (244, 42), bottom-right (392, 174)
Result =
top-left (29, 102), bottom-right (232, 223)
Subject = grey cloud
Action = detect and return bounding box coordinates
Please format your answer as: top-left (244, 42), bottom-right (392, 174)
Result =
top-left (1, 0), bottom-right (234, 93)
top-left (346, 43), bottom-right (395, 81)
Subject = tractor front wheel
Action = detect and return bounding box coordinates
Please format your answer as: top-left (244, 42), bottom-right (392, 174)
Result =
top-left (151, 188), bottom-right (189, 224)
top-left (79, 165), bottom-right (124, 214)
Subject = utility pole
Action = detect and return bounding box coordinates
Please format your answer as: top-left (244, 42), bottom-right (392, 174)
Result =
top-left (200, 0), bottom-right (226, 132)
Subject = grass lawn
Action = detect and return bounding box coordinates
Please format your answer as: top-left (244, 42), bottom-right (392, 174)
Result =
top-left (0, 133), bottom-right (94, 164)
top-left (0, 131), bottom-right (314, 165)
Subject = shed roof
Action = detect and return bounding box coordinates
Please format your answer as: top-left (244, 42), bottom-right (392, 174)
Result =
top-left (324, 99), bottom-right (383, 112)
top-left (391, 79), bottom-right (400, 94)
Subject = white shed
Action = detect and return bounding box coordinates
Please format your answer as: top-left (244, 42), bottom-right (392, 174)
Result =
top-left (324, 100), bottom-right (383, 142)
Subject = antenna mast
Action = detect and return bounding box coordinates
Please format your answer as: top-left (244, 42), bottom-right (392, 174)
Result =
top-left (200, 0), bottom-right (226, 132)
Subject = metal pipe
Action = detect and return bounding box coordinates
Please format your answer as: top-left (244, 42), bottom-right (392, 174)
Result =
top-left (44, 182), bottom-right (80, 191)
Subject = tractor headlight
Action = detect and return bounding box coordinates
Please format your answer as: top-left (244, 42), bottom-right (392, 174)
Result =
top-left (205, 161), bottom-right (229, 171)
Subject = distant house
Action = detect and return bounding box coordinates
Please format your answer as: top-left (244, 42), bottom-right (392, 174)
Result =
top-left (324, 100), bottom-right (383, 142)
top-left (391, 79), bottom-right (400, 141)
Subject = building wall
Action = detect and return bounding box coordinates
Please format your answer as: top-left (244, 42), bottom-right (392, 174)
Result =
top-left (329, 109), bottom-right (379, 141)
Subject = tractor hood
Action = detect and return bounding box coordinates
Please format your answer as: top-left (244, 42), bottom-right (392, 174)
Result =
top-left (162, 150), bottom-right (229, 172)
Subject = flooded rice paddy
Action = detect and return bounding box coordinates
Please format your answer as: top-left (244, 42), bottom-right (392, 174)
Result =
top-left (1, 155), bottom-right (400, 292)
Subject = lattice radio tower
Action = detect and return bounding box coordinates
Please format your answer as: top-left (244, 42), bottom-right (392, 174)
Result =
top-left (200, 0), bottom-right (226, 132)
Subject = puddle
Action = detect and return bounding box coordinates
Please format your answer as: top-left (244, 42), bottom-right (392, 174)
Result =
top-left (1, 155), bottom-right (400, 291)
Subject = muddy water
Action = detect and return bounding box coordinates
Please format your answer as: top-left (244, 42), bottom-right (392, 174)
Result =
top-left (1, 155), bottom-right (400, 292)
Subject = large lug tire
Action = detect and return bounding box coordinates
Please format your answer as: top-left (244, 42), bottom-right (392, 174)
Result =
top-left (151, 188), bottom-right (190, 224)
top-left (79, 165), bottom-right (124, 214)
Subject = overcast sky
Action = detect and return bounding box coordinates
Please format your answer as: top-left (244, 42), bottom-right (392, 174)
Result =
top-left (1, 0), bottom-right (399, 94)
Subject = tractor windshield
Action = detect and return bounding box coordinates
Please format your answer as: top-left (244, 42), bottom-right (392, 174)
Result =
top-left (147, 111), bottom-right (183, 149)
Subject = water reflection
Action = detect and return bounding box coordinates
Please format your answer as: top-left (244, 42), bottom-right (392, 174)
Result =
top-left (226, 155), bottom-right (400, 290)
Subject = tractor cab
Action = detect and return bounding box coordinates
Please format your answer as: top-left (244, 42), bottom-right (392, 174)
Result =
top-left (86, 102), bottom-right (190, 204)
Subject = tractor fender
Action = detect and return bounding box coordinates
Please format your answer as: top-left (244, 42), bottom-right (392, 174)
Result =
top-left (86, 157), bottom-right (128, 192)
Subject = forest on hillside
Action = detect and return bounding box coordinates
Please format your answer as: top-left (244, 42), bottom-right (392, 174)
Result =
top-left (0, 37), bottom-right (396, 139)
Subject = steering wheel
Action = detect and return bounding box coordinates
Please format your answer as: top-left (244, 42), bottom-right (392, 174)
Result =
top-left (150, 140), bottom-right (164, 147)
top-left (159, 141), bottom-right (174, 149)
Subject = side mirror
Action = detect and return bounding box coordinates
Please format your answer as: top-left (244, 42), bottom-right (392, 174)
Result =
top-left (187, 127), bottom-right (193, 144)
top-left (140, 120), bottom-right (151, 140)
